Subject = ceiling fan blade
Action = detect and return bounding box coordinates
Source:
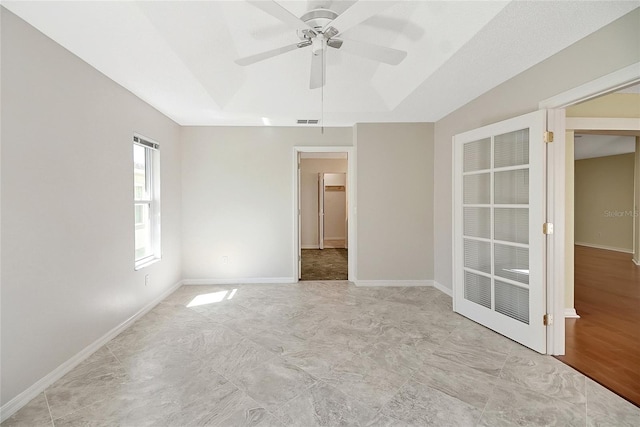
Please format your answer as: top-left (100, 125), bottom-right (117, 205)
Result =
top-left (323, 0), bottom-right (400, 37)
top-left (339, 38), bottom-right (406, 65)
top-left (247, 0), bottom-right (311, 33)
top-left (310, 52), bottom-right (326, 89)
top-left (235, 43), bottom-right (302, 66)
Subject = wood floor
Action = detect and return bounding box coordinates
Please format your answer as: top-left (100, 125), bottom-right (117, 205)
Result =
top-left (556, 245), bottom-right (640, 407)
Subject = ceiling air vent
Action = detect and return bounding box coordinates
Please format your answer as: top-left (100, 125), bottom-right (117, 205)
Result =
top-left (297, 119), bottom-right (319, 125)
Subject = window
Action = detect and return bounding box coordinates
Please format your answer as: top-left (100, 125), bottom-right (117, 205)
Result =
top-left (133, 135), bottom-right (160, 269)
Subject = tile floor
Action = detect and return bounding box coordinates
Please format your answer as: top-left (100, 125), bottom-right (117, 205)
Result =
top-left (3, 282), bottom-right (639, 426)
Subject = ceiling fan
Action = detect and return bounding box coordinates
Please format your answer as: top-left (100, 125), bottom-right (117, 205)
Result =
top-left (235, 0), bottom-right (408, 89)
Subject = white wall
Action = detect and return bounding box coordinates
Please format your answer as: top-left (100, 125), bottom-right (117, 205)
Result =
top-left (300, 160), bottom-right (347, 248)
top-left (1, 9), bottom-right (182, 407)
top-left (355, 123), bottom-right (434, 281)
top-left (433, 9), bottom-right (640, 291)
top-left (180, 127), bottom-right (352, 281)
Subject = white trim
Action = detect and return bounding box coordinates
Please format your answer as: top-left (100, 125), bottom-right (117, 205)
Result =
top-left (301, 245), bottom-right (320, 250)
top-left (134, 257), bottom-right (160, 271)
top-left (182, 277), bottom-right (295, 285)
top-left (566, 117), bottom-right (640, 131)
top-left (293, 146), bottom-right (356, 283)
top-left (354, 280), bottom-right (434, 287)
top-left (633, 258), bottom-right (640, 266)
top-left (564, 308), bottom-right (581, 319)
top-left (539, 62), bottom-right (640, 109)
top-left (0, 280), bottom-right (183, 423)
top-left (433, 281), bottom-right (453, 297)
top-left (575, 242), bottom-right (633, 254)
top-left (540, 63), bottom-right (640, 356)
top-left (547, 109), bottom-right (567, 356)
top-left (324, 236), bottom-right (346, 241)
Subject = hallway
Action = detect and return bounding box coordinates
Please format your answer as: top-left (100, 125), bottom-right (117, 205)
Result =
top-left (300, 249), bottom-right (348, 281)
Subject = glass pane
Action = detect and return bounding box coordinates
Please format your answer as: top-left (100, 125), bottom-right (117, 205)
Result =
top-left (134, 144), bottom-right (149, 200)
top-left (135, 203), bottom-right (152, 260)
top-left (495, 169), bottom-right (528, 204)
top-left (464, 239), bottom-right (491, 274)
top-left (495, 280), bottom-right (529, 324)
top-left (464, 138), bottom-right (491, 172)
top-left (464, 173), bottom-right (490, 204)
top-left (464, 207), bottom-right (490, 239)
top-left (494, 129), bottom-right (529, 168)
top-left (464, 271), bottom-right (491, 309)
top-left (494, 244), bottom-right (529, 285)
top-left (495, 208), bottom-right (529, 244)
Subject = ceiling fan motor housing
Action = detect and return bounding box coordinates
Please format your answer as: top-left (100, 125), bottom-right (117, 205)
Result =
top-left (300, 8), bottom-right (338, 34)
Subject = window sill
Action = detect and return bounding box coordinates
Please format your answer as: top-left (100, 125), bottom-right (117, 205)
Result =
top-left (135, 257), bottom-right (160, 271)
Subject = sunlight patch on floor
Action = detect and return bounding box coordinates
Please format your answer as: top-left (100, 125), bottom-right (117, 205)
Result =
top-left (187, 289), bottom-right (237, 307)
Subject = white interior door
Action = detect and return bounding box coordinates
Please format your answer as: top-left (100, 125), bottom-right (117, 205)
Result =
top-left (318, 173), bottom-right (325, 250)
top-left (453, 110), bottom-right (548, 354)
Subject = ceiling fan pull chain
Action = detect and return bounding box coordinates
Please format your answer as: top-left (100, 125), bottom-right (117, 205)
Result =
top-left (321, 49), bottom-right (325, 135)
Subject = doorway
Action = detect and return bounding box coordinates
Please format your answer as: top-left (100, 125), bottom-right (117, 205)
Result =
top-left (301, 162), bottom-right (348, 280)
top-left (555, 93), bottom-right (640, 405)
top-left (293, 147), bottom-right (355, 282)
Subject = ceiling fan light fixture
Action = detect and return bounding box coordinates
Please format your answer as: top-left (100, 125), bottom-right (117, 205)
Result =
top-left (323, 26), bottom-right (339, 39)
top-left (327, 38), bottom-right (343, 49)
top-left (311, 37), bottom-right (325, 55)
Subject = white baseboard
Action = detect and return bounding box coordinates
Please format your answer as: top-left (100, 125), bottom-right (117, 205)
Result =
top-left (575, 242), bottom-right (632, 254)
top-left (301, 245), bottom-right (319, 250)
top-left (324, 236), bottom-right (346, 241)
top-left (433, 281), bottom-right (453, 297)
top-left (354, 280), bottom-right (434, 287)
top-left (0, 280), bottom-right (183, 423)
top-left (182, 277), bottom-right (295, 285)
top-left (633, 258), bottom-right (639, 266)
top-left (564, 308), bottom-right (581, 319)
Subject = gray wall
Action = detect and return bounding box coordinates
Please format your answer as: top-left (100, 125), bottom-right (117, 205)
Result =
top-left (433, 9), bottom-right (640, 291)
top-left (180, 126), bottom-right (352, 281)
top-left (1, 10), bottom-right (183, 406)
top-left (355, 123), bottom-right (434, 281)
top-left (575, 154), bottom-right (635, 252)
top-left (181, 123), bottom-right (435, 283)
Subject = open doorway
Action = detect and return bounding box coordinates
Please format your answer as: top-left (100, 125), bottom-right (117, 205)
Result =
top-left (299, 154), bottom-right (348, 281)
top-left (554, 87), bottom-right (640, 406)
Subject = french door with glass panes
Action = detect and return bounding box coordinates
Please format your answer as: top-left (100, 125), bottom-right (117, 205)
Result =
top-left (453, 110), bottom-right (547, 354)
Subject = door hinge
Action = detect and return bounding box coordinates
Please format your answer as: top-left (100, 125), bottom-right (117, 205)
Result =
top-left (543, 131), bottom-right (554, 143)
top-left (543, 313), bottom-right (553, 326)
top-left (543, 222), bottom-right (554, 235)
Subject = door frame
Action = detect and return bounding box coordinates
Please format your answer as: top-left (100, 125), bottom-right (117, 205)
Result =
top-left (318, 173), bottom-right (325, 250)
top-left (293, 146), bottom-right (356, 281)
top-left (539, 61), bottom-right (640, 355)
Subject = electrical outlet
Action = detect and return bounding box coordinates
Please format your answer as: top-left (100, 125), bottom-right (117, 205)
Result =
top-left (222, 256), bottom-right (229, 265)
top-left (145, 274), bottom-right (149, 287)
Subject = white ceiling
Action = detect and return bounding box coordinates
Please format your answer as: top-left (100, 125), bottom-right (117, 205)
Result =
top-left (574, 134), bottom-right (636, 160)
top-left (4, 1), bottom-right (638, 127)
